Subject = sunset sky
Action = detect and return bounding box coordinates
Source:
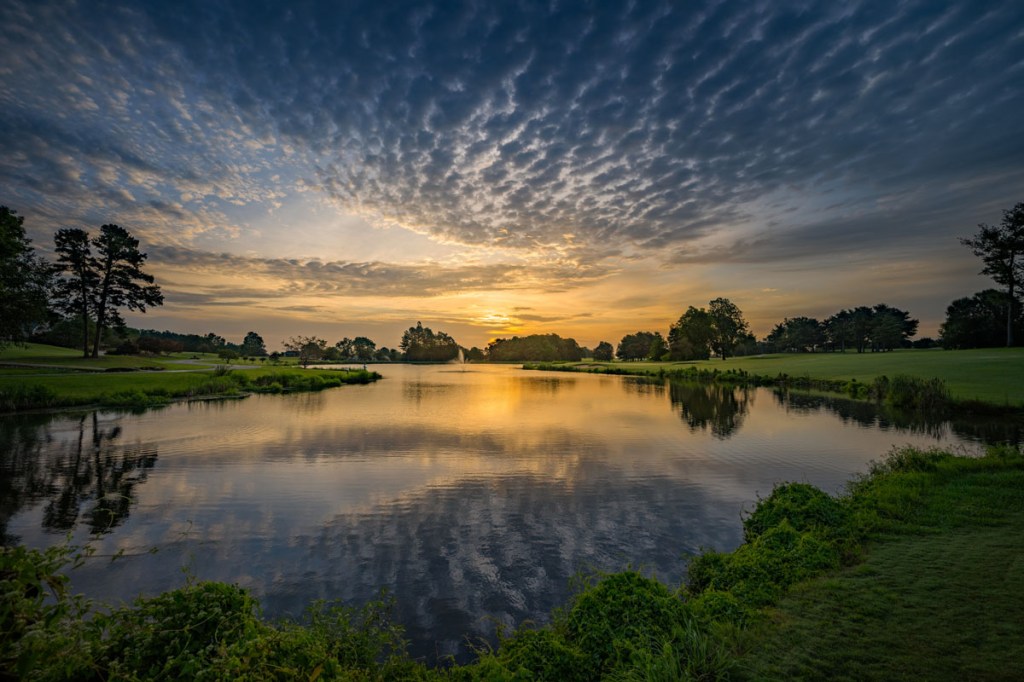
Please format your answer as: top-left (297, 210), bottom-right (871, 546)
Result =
top-left (2, 1), bottom-right (1022, 350)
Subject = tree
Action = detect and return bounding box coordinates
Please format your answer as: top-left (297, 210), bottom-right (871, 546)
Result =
top-left (707, 297), bottom-right (749, 360)
top-left (285, 335), bottom-right (328, 367)
top-left (334, 337), bottom-right (354, 359)
top-left (961, 202), bottom-right (1024, 346)
top-left (593, 341), bottom-right (614, 361)
top-left (615, 331), bottom-right (663, 361)
top-left (352, 336), bottom-right (377, 361)
top-left (0, 206), bottom-right (52, 349)
top-left (940, 289), bottom-right (1023, 349)
top-left (668, 306), bottom-right (714, 360)
top-left (870, 304), bottom-right (918, 351)
top-left (88, 225), bottom-right (163, 358)
top-left (823, 310), bottom-right (855, 352)
top-left (487, 334), bottom-right (584, 361)
top-left (765, 317), bottom-right (824, 353)
top-left (400, 322), bottom-right (460, 361)
top-left (52, 228), bottom-right (97, 357)
top-left (241, 331), bottom-right (267, 357)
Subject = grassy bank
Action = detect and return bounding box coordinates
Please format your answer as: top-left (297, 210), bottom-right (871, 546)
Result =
top-left (525, 347), bottom-right (1024, 407)
top-left (3, 445), bottom-right (1022, 680)
top-left (0, 343), bottom-right (380, 412)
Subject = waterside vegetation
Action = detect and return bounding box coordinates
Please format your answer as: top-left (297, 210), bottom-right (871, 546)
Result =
top-left (0, 343), bottom-right (379, 413)
top-left (3, 444), bottom-right (1022, 680)
top-left (524, 347), bottom-right (1024, 409)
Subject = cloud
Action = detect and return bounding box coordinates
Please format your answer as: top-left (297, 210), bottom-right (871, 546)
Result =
top-left (2, 0), bottom-right (1021, 273)
top-left (149, 245), bottom-right (610, 302)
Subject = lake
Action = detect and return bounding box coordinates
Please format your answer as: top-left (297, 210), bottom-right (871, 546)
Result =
top-left (0, 363), bottom-right (1002, 661)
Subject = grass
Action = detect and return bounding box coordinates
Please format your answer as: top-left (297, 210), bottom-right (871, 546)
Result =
top-left (0, 344), bottom-right (380, 412)
top-left (0, 342), bottom-right (224, 371)
top-left (737, 451), bottom-right (1024, 680)
top-left (536, 347), bottom-right (1024, 405)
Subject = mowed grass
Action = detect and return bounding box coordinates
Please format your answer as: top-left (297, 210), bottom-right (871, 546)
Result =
top-left (0, 342), bottom-right (222, 371)
top-left (567, 347), bottom-right (1024, 405)
top-left (738, 457), bottom-right (1024, 681)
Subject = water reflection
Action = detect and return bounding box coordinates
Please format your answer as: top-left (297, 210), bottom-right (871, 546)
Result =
top-left (0, 412), bottom-right (157, 543)
top-left (772, 389), bottom-right (1024, 445)
top-left (668, 382), bottom-right (753, 438)
top-left (0, 365), bottom-right (1006, 663)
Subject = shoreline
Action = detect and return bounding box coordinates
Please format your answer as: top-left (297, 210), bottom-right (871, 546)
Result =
top-left (0, 365), bottom-right (381, 415)
top-left (522, 358), bottom-right (1024, 416)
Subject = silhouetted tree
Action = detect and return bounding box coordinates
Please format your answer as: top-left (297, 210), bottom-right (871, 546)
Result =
top-left (241, 331), bottom-right (267, 357)
top-left (351, 336), bottom-right (377, 361)
top-left (52, 228), bottom-right (97, 357)
top-left (823, 310), bottom-right (855, 352)
top-left (870, 304), bottom-right (918, 351)
top-left (0, 206), bottom-right (52, 349)
top-left (766, 317), bottom-right (824, 353)
top-left (940, 289), bottom-right (1023, 349)
top-left (487, 333), bottom-right (584, 361)
top-left (961, 202), bottom-right (1024, 346)
top-left (400, 322), bottom-right (460, 361)
top-left (285, 335), bottom-right (328, 367)
top-left (616, 331), bottom-right (663, 361)
top-left (708, 297), bottom-right (749, 360)
top-left (89, 225), bottom-right (163, 357)
top-left (593, 341), bottom-right (614, 361)
top-left (668, 306), bottom-right (713, 360)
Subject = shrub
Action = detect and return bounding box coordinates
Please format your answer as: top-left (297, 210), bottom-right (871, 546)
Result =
top-left (686, 521), bottom-right (840, 607)
top-left (560, 571), bottom-right (690, 675)
top-left (98, 582), bottom-right (266, 680)
top-left (0, 544), bottom-right (96, 680)
top-left (494, 628), bottom-right (590, 682)
top-left (686, 589), bottom-right (750, 627)
top-left (742, 482), bottom-right (848, 542)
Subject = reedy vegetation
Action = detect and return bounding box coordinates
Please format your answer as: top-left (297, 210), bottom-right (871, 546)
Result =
top-left (4, 444), bottom-right (1022, 680)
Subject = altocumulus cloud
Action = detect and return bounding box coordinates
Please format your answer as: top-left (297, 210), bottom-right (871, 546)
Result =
top-left (1, 0), bottom-right (1023, 280)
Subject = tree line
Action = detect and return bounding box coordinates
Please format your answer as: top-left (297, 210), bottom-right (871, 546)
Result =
top-left (4, 201), bottom-right (1021, 359)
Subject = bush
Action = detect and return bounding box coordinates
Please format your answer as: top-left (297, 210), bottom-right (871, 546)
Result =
top-left (0, 544), bottom-right (96, 680)
top-left (99, 582), bottom-right (266, 680)
top-left (494, 628), bottom-right (590, 682)
top-left (560, 571), bottom-right (690, 676)
top-left (686, 521), bottom-right (840, 607)
top-left (742, 482), bottom-right (848, 542)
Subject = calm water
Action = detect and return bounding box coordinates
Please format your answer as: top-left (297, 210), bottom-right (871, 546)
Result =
top-left (0, 364), bottom-right (1000, 660)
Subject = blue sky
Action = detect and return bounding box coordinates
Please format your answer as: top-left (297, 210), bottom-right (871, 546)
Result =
top-left (2, 0), bottom-right (1022, 348)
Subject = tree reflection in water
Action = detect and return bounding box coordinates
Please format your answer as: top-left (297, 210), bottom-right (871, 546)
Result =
top-left (0, 411), bottom-right (157, 543)
top-left (668, 382), bottom-right (753, 438)
top-left (771, 390), bottom-right (1024, 445)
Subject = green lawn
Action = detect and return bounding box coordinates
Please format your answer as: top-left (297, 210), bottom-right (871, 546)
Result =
top-left (560, 348), bottom-right (1024, 405)
top-left (738, 456), bottom-right (1024, 681)
top-left (0, 343), bottom-right (225, 370)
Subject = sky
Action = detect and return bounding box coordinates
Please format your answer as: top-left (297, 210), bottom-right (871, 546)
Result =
top-left (2, 0), bottom-right (1023, 351)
